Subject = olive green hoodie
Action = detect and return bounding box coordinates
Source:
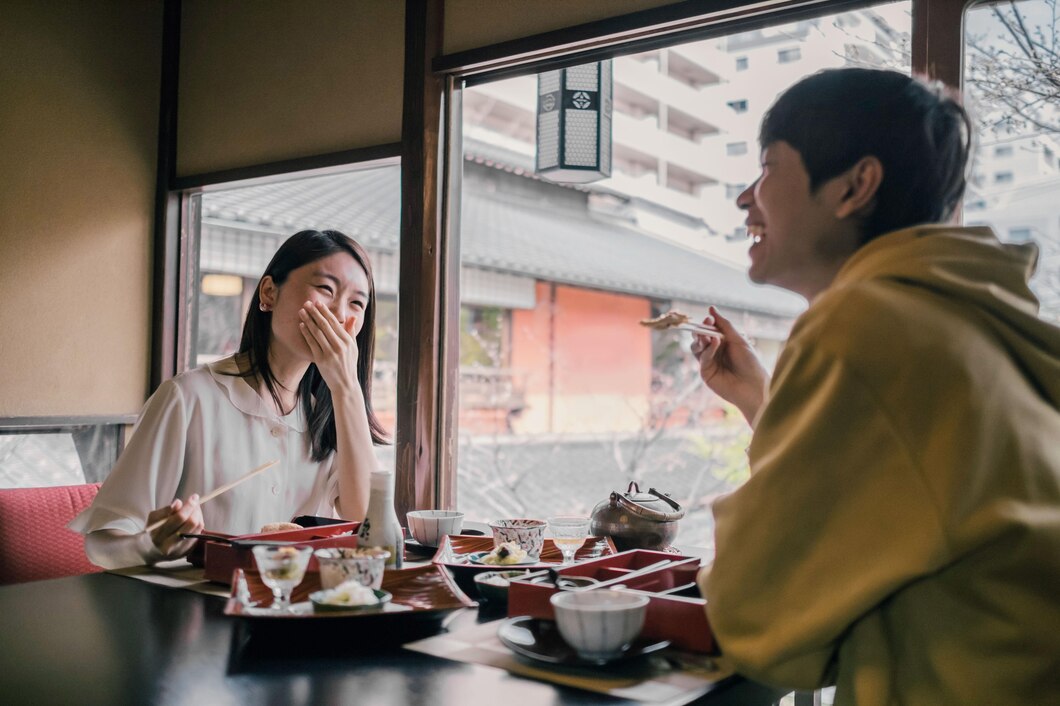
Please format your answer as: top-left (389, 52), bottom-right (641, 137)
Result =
top-left (702, 226), bottom-right (1060, 705)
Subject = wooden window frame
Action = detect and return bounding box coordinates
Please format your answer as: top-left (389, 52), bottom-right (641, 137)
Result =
top-left (407, 0), bottom-right (972, 518)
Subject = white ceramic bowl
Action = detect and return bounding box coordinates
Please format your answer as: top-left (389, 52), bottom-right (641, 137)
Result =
top-left (550, 590), bottom-right (650, 661)
top-left (489, 519), bottom-right (546, 560)
top-left (406, 510), bottom-right (464, 547)
top-left (314, 547), bottom-right (390, 590)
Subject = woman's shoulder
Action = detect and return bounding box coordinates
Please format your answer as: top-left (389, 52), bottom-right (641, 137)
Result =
top-left (162, 355), bottom-right (243, 401)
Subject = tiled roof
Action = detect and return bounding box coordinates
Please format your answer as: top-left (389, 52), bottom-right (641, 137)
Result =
top-left (202, 166), bottom-right (803, 316)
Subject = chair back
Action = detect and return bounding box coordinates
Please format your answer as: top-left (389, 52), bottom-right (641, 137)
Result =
top-left (0, 483), bottom-right (102, 585)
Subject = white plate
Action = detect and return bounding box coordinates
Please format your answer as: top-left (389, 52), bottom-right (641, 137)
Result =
top-left (467, 551), bottom-right (537, 566)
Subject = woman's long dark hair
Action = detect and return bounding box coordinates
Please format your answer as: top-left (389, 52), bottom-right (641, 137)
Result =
top-left (237, 229), bottom-right (389, 460)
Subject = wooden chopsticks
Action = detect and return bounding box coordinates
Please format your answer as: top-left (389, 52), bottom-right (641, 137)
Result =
top-left (144, 459), bottom-right (279, 533)
top-left (675, 322), bottom-right (723, 338)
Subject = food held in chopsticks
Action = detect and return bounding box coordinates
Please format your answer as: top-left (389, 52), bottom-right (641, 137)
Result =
top-left (639, 310), bottom-right (723, 338)
top-left (640, 310), bottom-right (691, 330)
top-left (483, 541), bottom-right (528, 565)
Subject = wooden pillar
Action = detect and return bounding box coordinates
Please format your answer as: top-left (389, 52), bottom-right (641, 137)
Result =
top-left (911, 0), bottom-right (973, 88)
top-left (396, 0), bottom-right (446, 520)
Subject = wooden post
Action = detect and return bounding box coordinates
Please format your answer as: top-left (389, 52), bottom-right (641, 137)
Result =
top-left (396, 0), bottom-right (446, 521)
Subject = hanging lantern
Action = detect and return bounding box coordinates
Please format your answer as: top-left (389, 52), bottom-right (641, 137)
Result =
top-left (535, 60), bottom-right (613, 184)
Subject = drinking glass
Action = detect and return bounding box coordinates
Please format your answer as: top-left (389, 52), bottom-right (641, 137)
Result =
top-left (548, 516), bottom-right (590, 564)
top-left (251, 545), bottom-right (312, 611)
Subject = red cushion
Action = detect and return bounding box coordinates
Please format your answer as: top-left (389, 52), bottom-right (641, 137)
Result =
top-left (0, 483), bottom-right (103, 585)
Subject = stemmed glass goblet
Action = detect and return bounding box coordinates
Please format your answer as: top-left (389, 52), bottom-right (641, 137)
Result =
top-left (251, 544), bottom-right (312, 611)
top-left (548, 516), bottom-right (590, 564)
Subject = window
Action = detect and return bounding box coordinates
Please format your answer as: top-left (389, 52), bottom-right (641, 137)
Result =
top-left (186, 163), bottom-right (402, 473)
top-left (455, 3), bottom-right (911, 554)
top-left (726, 141), bottom-right (748, 156)
top-left (0, 419), bottom-right (131, 488)
top-left (778, 47), bottom-right (801, 63)
top-left (965, 0), bottom-right (1060, 322)
top-left (1008, 227), bottom-right (1034, 243)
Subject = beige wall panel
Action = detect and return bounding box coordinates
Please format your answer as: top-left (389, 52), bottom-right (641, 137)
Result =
top-left (444, 0), bottom-right (684, 55)
top-left (178, 0), bottom-right (404, 177)
top-left (0, 2), bottom-right (162, 416)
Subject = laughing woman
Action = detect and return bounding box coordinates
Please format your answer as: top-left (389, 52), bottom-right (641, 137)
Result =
top-left (70, 230), bottom-right (389, 569)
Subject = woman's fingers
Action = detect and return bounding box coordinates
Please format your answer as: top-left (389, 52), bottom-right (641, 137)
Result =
top-left (299, 319), bottom-right (325, 358)
top-left (300, 303), bottom-right (350, 359)
top-left (309, 301), bottom-right (350, 346)
top-left (149, 496), bottom-right (201, 552)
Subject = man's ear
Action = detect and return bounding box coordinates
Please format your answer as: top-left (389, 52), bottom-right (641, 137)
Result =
top-left (259, 276), bottom-right (277, 309)
top-left (834, 156), bottom-right (883, 219)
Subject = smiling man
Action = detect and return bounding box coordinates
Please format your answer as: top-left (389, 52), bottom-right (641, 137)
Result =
top-left (691, 68), bottom-right (1060, 705)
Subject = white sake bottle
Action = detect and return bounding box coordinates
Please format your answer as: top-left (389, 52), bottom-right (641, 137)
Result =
top-left (357, 471), bottom-right (404, 568)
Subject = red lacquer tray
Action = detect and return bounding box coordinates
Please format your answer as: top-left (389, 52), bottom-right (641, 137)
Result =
top-left (431, 534), bottom-right (617, 571)
top-left (225, 563), bottom-right (477, 619)
top-left (191, 521), bottom-right (361, 584)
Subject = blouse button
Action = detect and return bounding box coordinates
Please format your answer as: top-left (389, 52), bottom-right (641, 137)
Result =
top-left (271, 427), bottom-right (283, 437)
top-left (271, 484), bottom-right (280, 496)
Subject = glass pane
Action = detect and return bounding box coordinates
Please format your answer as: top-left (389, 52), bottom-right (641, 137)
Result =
top-left (190, 164), bottom-right (401, 473)
top-left (965, 0), bottom-right (1060, 323)
top-left (457, 4), bottom-right (912, 555)
top-left (0, 424), bottom-right (124, 488)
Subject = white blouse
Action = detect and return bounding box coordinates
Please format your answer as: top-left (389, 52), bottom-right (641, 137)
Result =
top-left (70, 356), bottom-right (339, 540)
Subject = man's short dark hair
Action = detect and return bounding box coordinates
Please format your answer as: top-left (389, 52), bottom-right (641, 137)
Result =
top-left (760, 68), bottom-right (972, 243)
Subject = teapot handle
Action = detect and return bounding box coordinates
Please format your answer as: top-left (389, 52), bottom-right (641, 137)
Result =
top-left (615, 486), bottom-right (686, 522)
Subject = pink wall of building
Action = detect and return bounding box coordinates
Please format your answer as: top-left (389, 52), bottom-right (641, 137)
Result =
top-left (510, 282), bottom-right (653, 433)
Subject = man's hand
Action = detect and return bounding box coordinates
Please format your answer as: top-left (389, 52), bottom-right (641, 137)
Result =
top-left (691, 306), bottom-right (771, 427)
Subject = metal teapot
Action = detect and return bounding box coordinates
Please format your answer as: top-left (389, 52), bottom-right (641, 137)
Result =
top-left (590, 481), bottom-right (685, 551)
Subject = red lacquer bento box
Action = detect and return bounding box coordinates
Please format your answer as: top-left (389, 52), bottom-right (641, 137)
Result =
top-left (189, 519), bottom-right (361, 584)
top-left (506, 548), bottom-right (716, 654)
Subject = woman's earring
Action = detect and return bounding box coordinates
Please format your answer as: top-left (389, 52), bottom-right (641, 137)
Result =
top-left (260, 302), bottom-right (270, 312)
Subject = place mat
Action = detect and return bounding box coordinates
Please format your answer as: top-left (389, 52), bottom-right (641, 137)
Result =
top-left (405, 618), bottom-right (734, 705)
top-left (108, 551), bottom-right (432, 599)
top-left (107, 560), bottom-right (232, 597)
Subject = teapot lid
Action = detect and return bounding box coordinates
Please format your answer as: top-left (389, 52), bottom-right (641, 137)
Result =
top-left (616, 482), bottom-right (685, 521)
top-left (623, 481), bottom-right (656, 503)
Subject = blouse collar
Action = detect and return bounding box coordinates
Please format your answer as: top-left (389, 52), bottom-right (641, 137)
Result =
top-left (207, 356), bottom-right (308, 432)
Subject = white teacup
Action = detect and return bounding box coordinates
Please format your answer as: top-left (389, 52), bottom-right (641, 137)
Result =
top-left (550, 590), bottom-right (650, 661)
top-left (314, 547), bottom-right (390, 590)
top-left (406, 510), bottom-right (464, 547)
top-left (489, 519), bottom-right (546, 560)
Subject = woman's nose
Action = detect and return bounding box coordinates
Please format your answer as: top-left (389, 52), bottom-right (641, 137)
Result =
top-left (736, 180), bottom-right (757, 210)
top-left (330, 301), bottom-right (348, 325)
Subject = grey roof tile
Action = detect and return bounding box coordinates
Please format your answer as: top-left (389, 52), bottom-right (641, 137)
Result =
top-left (202, 165), bottom-right (802, 316)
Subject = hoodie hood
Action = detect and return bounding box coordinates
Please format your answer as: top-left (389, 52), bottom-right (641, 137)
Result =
top-left (833, 225), bottom-right (1060, 407)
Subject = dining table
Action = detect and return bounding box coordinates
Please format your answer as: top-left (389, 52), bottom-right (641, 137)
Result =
top-left (0, 570), bottom-right (787, 706)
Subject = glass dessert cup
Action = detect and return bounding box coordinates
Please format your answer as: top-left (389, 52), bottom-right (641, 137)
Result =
top-left (251, 544), bottom-right (312, 612)
top-left (548, 516), bottom-right (590, 564)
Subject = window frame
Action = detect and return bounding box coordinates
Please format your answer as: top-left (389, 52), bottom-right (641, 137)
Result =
top-left (422, 0), bottom-right (973, 515)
